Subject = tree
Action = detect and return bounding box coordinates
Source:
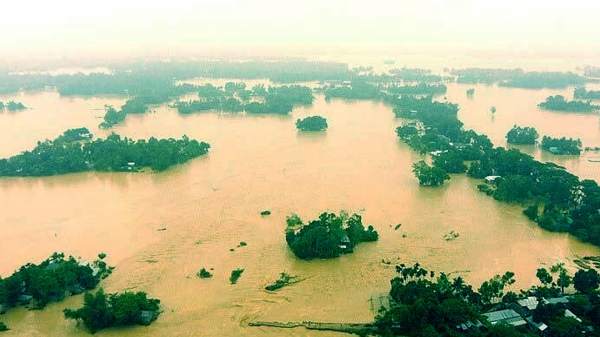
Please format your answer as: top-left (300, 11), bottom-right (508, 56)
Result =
top-left (536, 268), bottom-right (553, 287)
top-left (296, 115), bottom-right (328, 131)
top-left (63, 288), bottom-right (160, 333)
top-left (550, 263), bottom-right (572, 294)
top-left (286, 212), bottom-right (378, 260)
top-left (412, 160), bottom-right (450, 187)
top-left (573, 269), bottom-right (600, 294)
top-left (506, 125), bottom-right (539, 145)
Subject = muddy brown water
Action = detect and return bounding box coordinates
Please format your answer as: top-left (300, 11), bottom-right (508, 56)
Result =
top-left (1, 69), bottom-right (600, 336)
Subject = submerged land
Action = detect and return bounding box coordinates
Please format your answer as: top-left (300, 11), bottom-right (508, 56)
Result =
top-left (1, 56), bottom-right (600, 336)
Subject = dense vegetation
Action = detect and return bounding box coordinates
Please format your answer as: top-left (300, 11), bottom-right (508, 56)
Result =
top-left (450, 68), bottom-right (587, 89)
top-left (412, 160), bottom-right (451, 186)
top-left (538, 95), bottom-right (599, 112)
top-left (374, 262), bottom-right (600, 336)
top-left (541, 136), bottom-right (582, 155)
top-left (174, 83), bottom-right (313, 115)
top-left (296, 115), bottom-right (328, 131)
top-left (63, 288), bottom-right (160, 333)
top-left (285, 212), bottom-right (378, 260)
top-left (506, 125), bottom-right (539, 145)
top-left (574, 87), bottom-right (600, 100)
top-left (0, 132), bottom-right (210, 176)
top-left (0, 253), bottom-right (111, 311)
top-left (392, 93), bottom-right (600, 247)
top-left (323, 81), bottom-right (383, 100)
top-left (0, 101), bottom-right (27, 111)
top-left (384, 83), bottom-right (447, 96)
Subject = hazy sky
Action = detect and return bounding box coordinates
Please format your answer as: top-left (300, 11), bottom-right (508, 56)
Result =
top-left (2, 0), bottom-right (599, 57)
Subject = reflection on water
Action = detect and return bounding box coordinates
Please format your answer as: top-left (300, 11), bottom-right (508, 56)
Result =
top-left (1, 70), bottom-right (600, 336)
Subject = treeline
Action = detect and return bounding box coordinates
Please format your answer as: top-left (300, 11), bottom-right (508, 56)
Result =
top-left (574, 87), bottom-right (600, 100)
top-left (450, 68), bottom-right (587, 89)
top-left (0, 60), bottom-right (353, 95)
top-left (63, 288), bottom-right (160, 333)
top-left (384, 83), bottom-right (447, 96)
top-left (538, 95), bottom-right (599, 112)
top-left (0, 132), bottom-right (210, 176)
top-left (173, 83), bottom-right (314, 115)
top-left (393, 95), bottom-right (600, 247)
top-left (0, 252), bottom-right (111, 311)
top-left (375, 262), bottom-right (600, 336)
top-left (541, 136), bottom-right (582, 155)
top-left (285, 212), bottom-right (378, 260)
top-left (0, 101), bottom-right (27, 111)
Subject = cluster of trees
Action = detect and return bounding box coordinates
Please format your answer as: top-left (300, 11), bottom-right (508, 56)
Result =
top-left (323, 81), bottom-right (382, 100)
top-left (285, 212), bottom-right (378, 260)
top-left (498, 72), bottom-right (586, 89)
top-left (538, 95), bottom-right (599, 112)
top-left (451, 68), bottom-right (525, 85)
top-left (375, 262), bottom-right (600, 336)
top-left (541, 136), bottom-right (582, 155)
top-left (0, 132), bottom-right (210, 176)
top-left (0, 101), bottom-right (27, 111)
top-left (296, 116), bottom-right (328, 131)
top-left (574, 87), bottom-right (600, 100)
top-left (450, 68), bottom-right (587, 89)
top-left (386, 68), bottom-right (443, 82)
top-left (174, 83), bottom-right (313, 115)
top-left (63, 288), bottom-right (160, 333)
top-left (391, 93), bottom-right (600, 248)
top-left (384, 83), bottom-right (447, 96)
top-left (412, 160), bottom-right (451, 186)
top-left (0, 253), bottom-right (111, 311)
top-left (506, 125), bottom-right (539, 145)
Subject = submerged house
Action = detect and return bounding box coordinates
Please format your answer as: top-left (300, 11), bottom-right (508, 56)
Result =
top-left (339, 234), bottom-right (351, 250)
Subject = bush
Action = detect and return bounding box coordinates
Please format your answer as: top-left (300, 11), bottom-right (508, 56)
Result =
top-left (296, 116), bottom-right (328, 131)
top-left (196, 268), bottom-right (213, 279)
top-left (229, 269), bottom-right (244, 284)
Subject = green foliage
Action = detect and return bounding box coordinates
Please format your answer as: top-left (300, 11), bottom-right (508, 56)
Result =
top-left (229, 269), bottom-right (244, 285)
top-left (260, 210), bottom-right (271, 216)
top-left (324, 81), bottom-right (382, 100)
top-left (58, 128), bottom-right (92, 143)
top-left (286, 213), bottom-right (303, 227)
top-left (63, 288), bottom-right (160, 333)
top-left (412, 160), bottom-right (450, 186)
top-left (296, 115), bottom-right (328, 132)
top-left (506, 125), bottom-right (539, 145)
top-left (432, 151), bottom-right (467, 174)
top-left (120, 98), bottom-right (148, 114)
top-left (540, 136), bottom-right (582, 155)
top-left (466, 88), bottom-right (475, 97)
top-left (0, 133), bottom-right (210, 176)
top-left (385, 83), bottom-right (447, 96)
top-left (523, 204), bottom-right (538, 220)
top-left (573, 269), bottom-right (600, 294)
top-left (99, 106), bottom-right (126, 128)
top-left (377, 263), bottom-right (481, 336)
top-left (0, 253), bottom-right (111, 312)
top-left (285, 212), bottom-right (378, 260)
top-left (0, 101), bottom-right (3, 110)
top-left (5, 101), bottom-right (26, 111)
top-left (574, 87), bottom-right (600, 100)
top-left (196, 268), bottom-right (213, 279)
top-left (536, 268), bottom-right (553, 286)
top-left (478, 271), bottom-right (515, 306)
top-left (538, 95), bottom-right (599, 112)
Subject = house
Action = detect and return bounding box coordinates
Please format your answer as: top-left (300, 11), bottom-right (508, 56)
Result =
top-left (140, 310), bottom-right (156, 324)
top-left (548, 147), bottom-right (562, 154)
top-left (339, 234), bottom-right (351, 250)
top-left (484, 175), bottom-right (501, 184)
top-left (482, 309), bottom-right (527, 327)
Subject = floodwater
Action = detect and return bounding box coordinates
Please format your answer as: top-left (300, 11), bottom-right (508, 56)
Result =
top-left (1, 65), bottom-right (600, 336)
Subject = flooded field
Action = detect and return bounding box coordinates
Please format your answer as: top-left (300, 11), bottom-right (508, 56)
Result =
top-left (1, 66), bottom-right (600, 336)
